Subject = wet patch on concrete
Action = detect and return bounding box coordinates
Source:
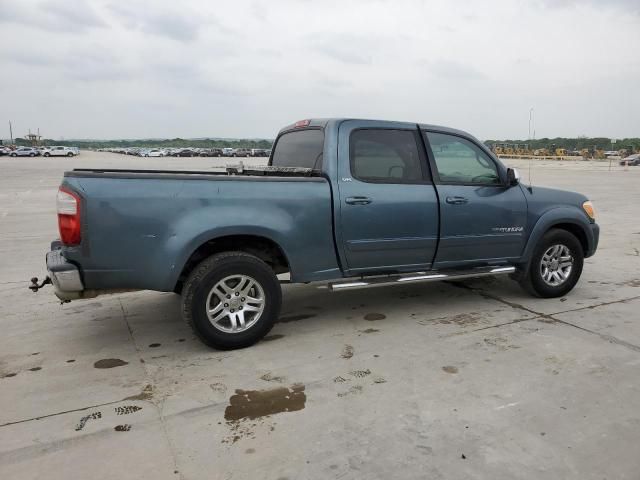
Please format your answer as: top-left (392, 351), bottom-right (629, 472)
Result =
top-left (262, 334), bottom-right (285, 342)
top-left (115, 405), bottom-right (142, 415)
top-left (224, 384), bottom-right (306, 421)
top-left (260, 372), bottom-right (286, 383)
top-left (364, 313), bottom-right (386, 321)
top-left (341, 345), bottom-right (354, 359)
top-left (359, 328), bottom-right (380, 334)
top-left (114, 424), bottom-right (131, 432)
top-left (31, 352), bottom-right (40, 356)
top-left (2, 372), bottom-right (17, 378)
top-left (148, 343), bottom-right (161, 348)
top-left (75, 411), bottom-right (102, 431)
top-left (94, 358), bottom-right (129, 369)
top-left (29, 367), bottom-right (42, 371)
top-left (123, 384), bottom-right (153, 401)
top-left (66, 359), bottom-right (75, 363)
top-left (278, 313), bottom-right (315, 323)
top-left (442, 366), bottom-right (459, 374)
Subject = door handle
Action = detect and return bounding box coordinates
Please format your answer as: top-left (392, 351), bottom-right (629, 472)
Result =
top-left (345, 196), bottom-right (372, 205)
top-left (445, 196), bottom-right (469, 205)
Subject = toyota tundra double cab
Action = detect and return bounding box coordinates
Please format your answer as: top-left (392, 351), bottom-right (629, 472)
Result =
top-left (34, 119), bottom-right (599, 349)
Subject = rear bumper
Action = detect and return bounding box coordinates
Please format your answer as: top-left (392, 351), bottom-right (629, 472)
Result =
top-left (47, 245), bottom-right (84, 300)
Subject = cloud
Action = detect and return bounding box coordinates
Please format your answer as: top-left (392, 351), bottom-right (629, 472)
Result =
top-left (0, 0), bottom-right (107, 33)
top-left (107, 3), bottom-right (207, 42)
top-left (426, 60), bottom-right (486, 81)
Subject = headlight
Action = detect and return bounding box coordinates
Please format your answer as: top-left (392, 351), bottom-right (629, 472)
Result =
top-left (582, 201), bottom-right (596, 221)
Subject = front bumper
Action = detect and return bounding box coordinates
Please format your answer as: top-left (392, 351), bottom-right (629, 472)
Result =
top-left (586, 223), bottom-right (600, 258)
top-left (47, 245), bottom-right (84, 300)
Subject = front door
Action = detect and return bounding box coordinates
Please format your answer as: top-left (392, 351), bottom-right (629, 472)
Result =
top-left (423, 130), bottom-right (528, 267)
top-left (337, 121), bottom-right (440, 274)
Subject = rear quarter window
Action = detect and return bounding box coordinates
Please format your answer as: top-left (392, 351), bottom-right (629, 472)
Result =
top-left (270, 129), bottom-right (324, 169)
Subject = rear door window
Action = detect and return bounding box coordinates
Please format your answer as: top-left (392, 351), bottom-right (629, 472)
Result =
top-left (350, 129), bottom-right (424, 183)
top-left (270, 129), bottom-right (324, 169)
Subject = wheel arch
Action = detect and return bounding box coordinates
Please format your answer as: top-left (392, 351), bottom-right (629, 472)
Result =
top-left (520, 208), bottom-right (593, 264)
top-left (173, 234), bottom-right (290, 293)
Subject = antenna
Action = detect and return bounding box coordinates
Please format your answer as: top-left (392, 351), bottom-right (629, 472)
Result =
top-left (528, 108), bottom-right (534, 190)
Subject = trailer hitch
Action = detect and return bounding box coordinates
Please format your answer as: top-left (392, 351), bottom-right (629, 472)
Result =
top-left (29, 276), bottom-right (51, 292)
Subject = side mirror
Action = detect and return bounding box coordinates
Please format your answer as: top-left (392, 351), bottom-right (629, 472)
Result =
top-left (507, 167), bottom-right (520, 186)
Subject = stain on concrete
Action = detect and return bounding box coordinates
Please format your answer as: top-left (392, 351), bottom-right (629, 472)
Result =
top-left (94, 358), bottom-right (129, 369)
top-left (359, 328), bottom-right (380, 334)
top-left (114, 424), bottom-right (131, 432)
top-left (349, 369), bottom-right (371, 378)
top-left (148, 343), bottom-right (161, 348)
top-left (337, 385), bottom-right (362, 397)
top-left (262, 334), bottom-right (285, 342)
top-left (66, 359), bottom-right (75, 363)
top-left (278, 313), bottom-right (315, 323)
top-left (75, 411), bottom-right (102, 431)
top-left (260, 372), bottom-right (286, 383)
top-left (442, 366), bottom-right (459, 374)
top-left (210, 382), bottom-right (227, 394)
top-left (333, 376), bottom-right (349, 383)
top-left (372, 376), bottom-right (387, 384)
top-left (341, 345), bottom-right (354, 359)
top-left (224, 384), bottom-right (306, 421)
top-left (31, 352), bottom-right (40, 356)
top-left (29, 367), bottom-right (42, 372)
top-left (364, 313), bottom-right (386, 321)
top-left (245, 448), bottom-right (256, 454)
top-left (2, 373), bottom-right (17, 378)
top-left (176, 338), bottom-right (186, 342)
top-left (115, 405), bottom-right (142, 415)
top-left (123, 384), bottom-right (153, 401)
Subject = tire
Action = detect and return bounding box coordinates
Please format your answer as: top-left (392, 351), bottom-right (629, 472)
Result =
top-left (30, 153), bottom-right (35, 157)
top-left (67, 152), bottom-right (73, 157)
top-left (44, 152), bottom-right (50, 157)
top-left (181, 252), bottom-right (282, 350)
top-left (520, 228), bottom-right (584, 298)
top-left (10, 153), bottom-right (16, 157)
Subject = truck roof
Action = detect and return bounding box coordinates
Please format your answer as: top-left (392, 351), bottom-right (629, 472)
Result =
top-left (277, 118), bottom-right (476, 140)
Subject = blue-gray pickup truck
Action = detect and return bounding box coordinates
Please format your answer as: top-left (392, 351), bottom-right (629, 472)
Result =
top-left (35, 119), bottom-right (599, 349)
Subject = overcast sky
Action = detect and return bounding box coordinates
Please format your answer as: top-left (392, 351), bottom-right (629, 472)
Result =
top-left (1, 0), bottom-right (638, 140)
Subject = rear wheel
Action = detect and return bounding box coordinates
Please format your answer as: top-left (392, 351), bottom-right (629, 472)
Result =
top-left (520, 228), bottom-right (584, 298)
top-left (44, 152), bottom-right (50, 157)
top-left (67, 152), bottom-right (73, 157)
top-left (181, 252), bottom-right (281, 349)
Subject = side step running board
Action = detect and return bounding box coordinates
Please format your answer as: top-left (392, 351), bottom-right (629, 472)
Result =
top-left (328, 266), bottom-right (515, 291)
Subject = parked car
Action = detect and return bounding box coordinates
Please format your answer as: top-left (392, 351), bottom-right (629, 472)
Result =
top-left (250, 149), bottom-right (267, 157)
top-left (42, 146), bottom-right (75, 157)
top-left (36, 118), bottom-right (599, 350)
top-left (174, 149), bottom-right (196, 157)
top-left (10, 147), bottom-right (40, 157)
top-left (222, 148), bottom-right (235, 156)
top-left (199, 148), bottom-right (223, 157)
top-left (619, 154), bottom-right (640, 166)
top-left (234, 148), bottom-right (252, 157)
top-left (0, 146), bottom-right (11, 156)
top-left (144, 149), bottom-right (166, 157)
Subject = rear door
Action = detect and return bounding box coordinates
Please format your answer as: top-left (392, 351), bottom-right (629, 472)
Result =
top-left (423, 130), bottom-right (528, 267)
top-left (336, 120), bottom-right (439, 274)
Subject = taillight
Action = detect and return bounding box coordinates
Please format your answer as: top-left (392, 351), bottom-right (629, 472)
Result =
top-left (57, 187), bottom-right (81, 245)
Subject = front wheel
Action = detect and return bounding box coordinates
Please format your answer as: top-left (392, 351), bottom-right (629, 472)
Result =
top-left (520, 228), bottom-right (584, 298)
top-left (181, 252), bottom-right (281, 349)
